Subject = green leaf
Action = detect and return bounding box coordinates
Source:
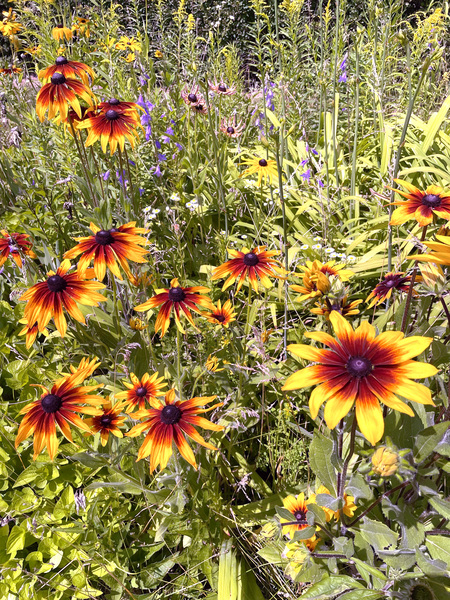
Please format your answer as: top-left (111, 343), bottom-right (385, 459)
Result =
top-left (426, 535), bottom-right (450, 569)
top-left (351, 557), bottom-right (387, 586)
top-left (359, 518), bottom-right (398, 554)
top-left (299, 575), bottom-right (364, 599)
top-left (414, 422), bottom-right (450, 463)
top-left (85, 481), bottom-right (142, 494)
top-left (347, 473), bottom-right (373, 502)
top-left (429, 496), bottom-right (450, 520)
top-left (292, 526), bottom-right (316, 541)
top-left (416, 547), bottom-right (448, 576)
top-left (6, 526), bottom-right (26, 556)
top-left (309, 432), bottom-right (337, 496)
top-left (339, 591), bottom-right (384, 600)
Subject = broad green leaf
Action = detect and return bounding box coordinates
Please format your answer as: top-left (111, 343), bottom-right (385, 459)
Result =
top-left (426, 535), bottom-right (450, 569)
top-left (309, 432), bottom-right (337, 496)
top-left (414, 422), bottom-right (449, 463)
top-left (339, 591), bottom-right (384, 600)
top-left (6, 526), bottom-right (26, 556)
top-left (429, 496), bottom-right (450, 520)
top-left (300, 575), bottom-right (364, 599)
top-left (359, 518), bottom-right (398, 554)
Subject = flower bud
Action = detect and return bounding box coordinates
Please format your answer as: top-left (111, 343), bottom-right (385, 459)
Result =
top-left (418, 262), bottom-right (446, 296)
top-left (371, 446), bottom-right (400, 477)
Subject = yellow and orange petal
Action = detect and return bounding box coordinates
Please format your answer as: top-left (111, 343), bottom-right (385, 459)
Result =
top-left (410, 234), bottom-right (450, 266)
top-left (280, 493), bottom-right (312, 539)
top-left (39, 56), bottom-right (95, 86)
top-left (125, 389), bottom-right (223, 472)
top-left (115, 372), bottom-right (167, 413)
top-left (63, 222), bottom-right (149, 282)
top-left (310, 296), bottom-right (362, 319)
top-left (134, 277), bottom-right (213, 337)
top-left (212, 246), bottom-right (286, 293)
top-left (366, 272), bottom-right (416, 308)
top-left (282, 311), bottom-right (438, 445)
top-left (52, 25), bottom-right (73, 41)
top-left (19, 319), bottom-right (48, 349)
top-left (202, 299), bottom-right (237, 327)
top-left (84, 401), bottom-right (127, 446)
top-left (15, 359), bottom-right (104, 460)
top-left (77, 106), bottom-right (141, 155)
top-left (240, 156), bottom-right (278, 187)
top-left (20, 259), bottom-right (106, 337)
top-left (388, 179), bottom-right (450, 227)
top-left (0, 230), bottom-right (36, 268)
top-left (36, 73), bottom-right (94, 123)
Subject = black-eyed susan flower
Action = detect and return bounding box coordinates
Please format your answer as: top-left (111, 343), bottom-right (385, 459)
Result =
top-left (366, 272), bottom-right (416, 308)
top-left (290, 263), bottom-right (331, 303)
top-left (240, 156), bottom-right (278, 187)
top-left (134, 278), bottom-right (213, 337)
top-left (63, 222), bottom-right (149, 283)
top-left (389, 179), bottom-right (450, 226)
top-left (18, 319), bottom-right (48, 349)
top-left (310, 296), bottom-right (362, 319)
top-left (36, 72), bottom-right (94, 122)
top-left (308, 485), bottom-right (356, 522)
top-left (202, 299), bottom-right (236, 327)
top-left (181, 85), bottom-right (203, 107)
top-left (129, 315), bottom-right (148, 331)
top-left (20, 259), bottom-right (106, 337)
top-left (0, 9), bottom-right (22, 36)
top-left (15, 358), bottom-right (103, 460)
top-left (154, 50), bottom-right (163, 58)
top-left (0, 231), bottom-right (36, 268)
top-left (212, 246), bottom-right (286, 293)
top-left (282, 311), bottom-right (438, 445)
top-left (191, 102), bottom-right (208, 115)
top-left (77, 105), bottom-right (142, 154)
top-left (126, 389), bottom-right (223, 472)
top-left (208, 80), bottom-right (236, 95)
top-left (115, 372), bottom-right (167, 413)
top-left (72, 17), bottom-right (90, 38)
top-left (280, 493), bottom-right (312, 539)
top-left (298, 260), bottom-right (354, 283)
top-left (52, 24), bottom-right (73, 41)
top-left (85, 400), bottom-right (127, 446)
top-left (220, 116), bottom-right (245, 138)
top-left (205, 355), bottom-right (224, 373)
top-left (0, 66), bottom-right (21, 76)
top-left (94, 98), bottom-right (142, 121)
top-left (115, 36), bottom-right (141, 52)
top-left (410, 234), bottom-right (450, 266)
top-left (39, 56), bottom-right (95, 86)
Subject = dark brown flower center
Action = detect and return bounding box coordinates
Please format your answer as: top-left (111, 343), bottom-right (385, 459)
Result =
top-left (100, 415), bottom-right (113, 427)
top-left (47, 274), bottom-right (67, 292)
top-left (226, 126), bottom-right (235, 134)
top-left (243, 252), bottom-right (259, 267)
top-left (195, 104), bottom-right (204, 111)
top-left (168, 286), bottom-right (186, 302)
top-left (136, 386), bottom-right (147, 397)
top-left (95, 230), bottom-right (115, 245)
top-left (108, 98), bottom-right (120, 105)
top-left (346, 356), bottom-right (373, 378)
top-left (385, 278), bottom-right (397, 288)
top-left (160, 404), bottom-right (182, 425)
top-left (214, 314), bottom-right (226, 323)
top-left (218, 84), bottom-right (227, 92)
top-left (51, 72), bottom-right (66, 85)
top-left (188, 93), bottom-right (198, 103)
top-left (41, 394), bottom-right (63, 413)
top-left (55, 56), bottom-right (68, 65)
top-left (56, 23), bottom-right (64, 28)
top-left (422, 194), bottom-right (441, 208)
top-left (294, 508), bottom-right (307, 521)
top-left (259, 159), bottom-right (268, 167)
top-left (105, 109), bottom-right (120, 120)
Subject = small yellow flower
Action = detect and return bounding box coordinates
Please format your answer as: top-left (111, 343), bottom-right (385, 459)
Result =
top-left (125, 52), bottom-right (135, 63)
top-left (154, 50), bottom-right (163, 58)
top-left (206, 354), bottom-right (224, 372)
top-left (115, 36), bottom-right (141, 52)
top-left (52, 24), bottom-right (73, 41)
top-left (129, 316), bottom-right (148, 331)
top-left (240, 156), bottom-right (278, 187)
top-left (372, 446), bottom-right (400, 477)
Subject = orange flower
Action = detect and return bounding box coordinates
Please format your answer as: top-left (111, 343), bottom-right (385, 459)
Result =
top-left (126, 389), bottom-right (223, 472)
top-left (134, 278), bottom-right (213, 337)
top-left (15, 358), bottom-right (103, 460)
top-left (91, 98), bottom-right (142, 121)
top-left (85, 401), bottom-right (127, 446)
top-left (366, 272), bottom-right (417, 308)
top-left (39, 56), bottom-right (94, 86)
top-left (0, 230), bottom-right (36, 268)
top-left (389, 179), bottom-right (450, 227)
top-left (282, 311), bottom-right (437, 445)
top-left (115, 372), bottom-right (167, 413)
top-left (280, 493), bottom-right (312, 539)
top-left (310, 296), bottom-right (362, 319)
top-left (202, 299), bottom-right (236, 327)
top-left (20, 259), bottom-right (106, 337)
top-left (77, 103), bottom-right (142, 154)
top-left (36, 72), bottom-right (94, 122)
top-left (212, 246), bottom-right (286, 293)
top-left (52, 24), bottom-right (73, 41)
top-left (64, 222), bottom-right (149, 283)
top-left (18, 319), bottom-right (48, 349)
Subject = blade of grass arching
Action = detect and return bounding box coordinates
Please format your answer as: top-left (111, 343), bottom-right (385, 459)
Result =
top-left (218, 539), bottom-right (238, 600)
top-left (421, 94), bottom-right (450, 154)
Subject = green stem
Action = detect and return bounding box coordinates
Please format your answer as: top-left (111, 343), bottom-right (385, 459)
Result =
top-left (401, 225), bottom-right (427, 333)
top-left (245, 285), bottom-right (252, 336)
top-left (350, 33), bottom-right (360, 219)
top-left (275, 140), bottom-right (289, 358)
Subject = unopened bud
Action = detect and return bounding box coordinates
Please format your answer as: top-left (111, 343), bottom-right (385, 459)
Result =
top-left (372, 446), bottom-right (400, 477)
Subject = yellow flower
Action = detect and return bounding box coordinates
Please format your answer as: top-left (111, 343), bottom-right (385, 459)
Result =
top-left (240, 156), bottom-right (278, 187)
top-left (154, 50), bottom-right (163, 58)
top-left (115, 36), bottom-right (141, 52)
top-left (371, 446), bottom-right (400, 477)
top-left (205, 355), bottom-right (224, 373)
top-left (125, 52), bottom-right (135, 63)
top-left (129, 316), bottom-right (148, 331)
top-left (52, 24), bottom-right (73, 41)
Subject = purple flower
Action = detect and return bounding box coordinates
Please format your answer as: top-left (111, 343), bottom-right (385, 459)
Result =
top-left (175, 142), bottom-right (183, 151)
top-left (165, 127), bottom-right (174, 136)
top-left (152, 165), bottom-right (162, 177)
top-left (338, 72), bottom-right (347, 83)
top-left (318, 179), bottom-right (324, 188)
top-left (162, 136), bottom-right (170, 144)
top-left (158, 153), bottom-right (167, 162)
top-left (139, 73), bottom-right (150, 86)
top-left (128, 160), bottom-right (136, 166)
top-left (301, 169), bottom-right (311, 183)
top-left (145, 125), bottom-right (152, 141)
top-left (139, 188), bottom-right (145, 196)
top-left (300, 158), bottom-right (308, 166)
top-left (155, 140), bottom-right (161, 150)
top-left (102, 170), bottom-right (111, 181)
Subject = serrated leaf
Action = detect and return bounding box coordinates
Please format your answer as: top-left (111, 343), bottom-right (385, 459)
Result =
top-left (426, 535), bottom-right (450, 569)
top-left (359, 518), bottom-right (398, 554)
top-left (429, 496), bottom-right (450, 520)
